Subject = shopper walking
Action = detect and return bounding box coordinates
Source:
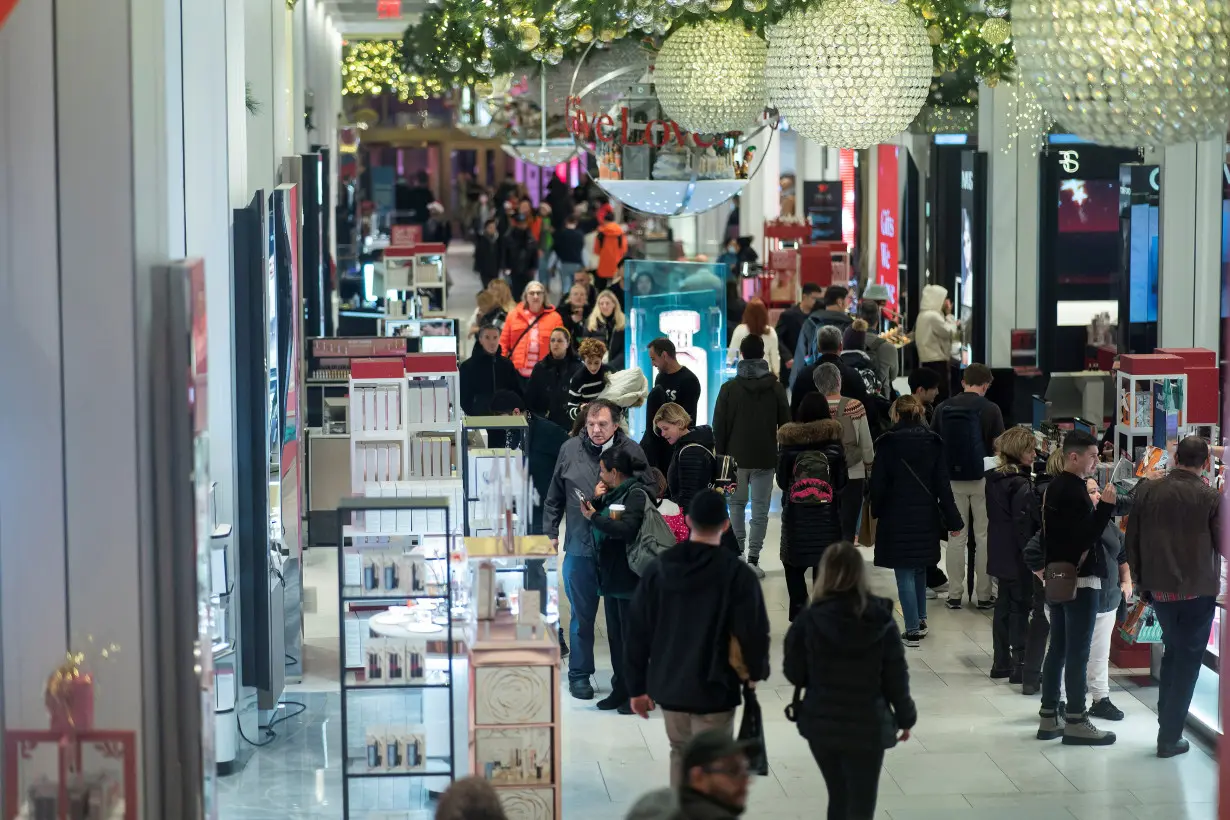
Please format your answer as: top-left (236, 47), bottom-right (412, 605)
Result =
top-left (500, 281), bottom-right (564, 379)
top-left (594, 212), bottom-right (627, 285)
top-left (459, 325), bottom-right (524, 417)
top-left (1035, 430), bottom-right (1118, 746)
top-left (1127, 435), bottom-right (1221, 757)
top-left (647, 337), bottom-right (702, 422)
top-left (870, 396), bottom-right (963, 647)
top-left (814, 363), bottom-right (874, 542)
top-left (1020, 449), bottom-right (1065, 694)
top-left (932, 363), bottom-right (1004, 610)
top-left (777, 395), bottom-right (847, 620)
top-left (566, 338), bottom-right (611, 420)
top-left (784, 542), bottom-right (917, 820)
top-left (791, 325), bottom-right (870, 420)
top-left (776, 283), bottom-right (824, 387)
top-left (560, 282), bottom-right (592, 347)
top-left (583, 289), bottom-right (627, 370)
top-left (554, 214), bottom-right (587, 285)
top-left (544, 400), bottom-right (648, 700)
top-left (858, 300), bottom-right (898, 398)
top-left (713, 333), bottom-right (790, 576)
top-left (914, 284), bottom-right (957, 402)
top-left (525, 327), bottom-right (580, 429)
top-left (728, 299), bottom-right (781, 377)
top-left (984, 427), bottom-right (1039, 682)
top-left (625, 490), bottom-right (771, 787)
top-left (474, 218), bottom-right (503, 290)
top-left (581, 447), bottom-right (654, 715)
top-left (791, 285), bottom-right (855, 388)
top-left (500, 211), bottom-right (540, 300)
top-left (623, 730), bottom-right (759, 820)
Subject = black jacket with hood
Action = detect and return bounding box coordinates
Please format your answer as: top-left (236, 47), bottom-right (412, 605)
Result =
top-left (525, 352), bottom-right (580, 429)
top-left (783, 593), bottom-right (917, 751)
top-left (984, 465), bottom-right (1039, 581)
top-left (776, 420), bottom-right (848, 568)
top-left (869, 421), bottom-right (964, 569)
top-left (712, 359), bottom-right (791, 470)
top-left (668, 426), bottom-right (717, 515)
top-left (625, 540), bottom-right (771, 714)
top-left (458, 345), bottom-right (523, 417)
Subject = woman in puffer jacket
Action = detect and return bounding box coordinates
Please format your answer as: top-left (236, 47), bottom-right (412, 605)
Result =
top-left (652, 401), bottom-right (739, 554)
top-left (777, 393), bottom-right (848, 621)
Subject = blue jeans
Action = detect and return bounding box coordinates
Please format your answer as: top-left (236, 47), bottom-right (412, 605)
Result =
top-left (1041, 586), bottom-right (1099, 715)
top-left (1152, 596), bottom-right (1217, 744)
top-left (894, 568), bottom-right (928, 633)
top-left (562, 552), bottom-right (600, 683)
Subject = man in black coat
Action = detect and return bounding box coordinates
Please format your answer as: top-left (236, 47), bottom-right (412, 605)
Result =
top-left (473, 219), bottom-right (502, 289)
top-left (395, 170), bottom-right (435, 225)
top-left (458, 325), bottom-right (523, 417)
top-left (500, 213), bottom-right (539, 301)
top-left (775, 283), bottom-right (823, 387)
top-left (791, 325), bottom-right (870, 420)
top-left (626, 491), bottom-right (771, 788)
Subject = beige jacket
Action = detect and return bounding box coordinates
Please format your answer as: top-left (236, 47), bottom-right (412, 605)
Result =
top-left (914, 284), bottom-right (954, 364)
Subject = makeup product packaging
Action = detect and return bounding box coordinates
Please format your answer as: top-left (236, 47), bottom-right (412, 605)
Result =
top-left (395, 481), bottom-right (412, 530)
top-left (366, 639), bottom-right (386, 681)
top-left (361, 552), bottom-right (380, 592)
top-left (389, 384), bottom-right (401, 430)
top-left (390, 443), bottom-right (402, 480)
top-left (363, 388), bottom-right (377, 432)
top-left (407, 383), bottom-right (422, 424)
top-left (402, 729), bottom-right (426, 771)
top-left (405, 641), bottom-right (426, 682)
top-left (434, 380), bottom-right (449, 423)
top-left (375, 386), bottom-right (388, 431)
top-left (476, 561), bottom-right (496, 620)
top-left (366, 727), bottom-right (384, 769)
top-left (384, 728), bottom-right (402, 770)
top-left (379, 551), bottom-right (399, 591)
top-left (385, 639), bottom-right (404, 681)
top-left (380, 482), bottom-right (397, 532)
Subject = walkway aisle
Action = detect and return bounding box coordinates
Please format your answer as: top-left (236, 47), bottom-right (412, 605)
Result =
top-left (563, 513), bottom-right (1218, 820)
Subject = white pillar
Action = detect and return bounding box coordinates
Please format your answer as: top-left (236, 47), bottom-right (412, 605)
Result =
top-left (1157, 139), bottom-right (1223, 350)
top-left (740, 127), bottom-right (781, 251)
top-left (246, 0), bottom-right (277, 192)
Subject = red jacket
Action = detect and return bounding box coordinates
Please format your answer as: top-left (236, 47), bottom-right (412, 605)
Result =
top-left (500, 303), bottom-right (564, 377)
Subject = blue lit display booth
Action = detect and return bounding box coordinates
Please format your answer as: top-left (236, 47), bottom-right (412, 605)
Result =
top-left (625, 259), bottom-right (728, 438)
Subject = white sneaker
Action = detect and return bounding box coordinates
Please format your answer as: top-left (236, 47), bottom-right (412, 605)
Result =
top-left (747, 560), bottom-right (766, 580)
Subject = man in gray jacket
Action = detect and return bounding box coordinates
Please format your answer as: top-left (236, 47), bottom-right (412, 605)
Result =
top-left (545, 398), bottom-right (648, 700)
top-left (858, 299), bottom-right (898, 397)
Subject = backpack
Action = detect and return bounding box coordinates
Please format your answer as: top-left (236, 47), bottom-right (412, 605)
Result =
top-left (840, 350), bottom-right (884, 398)
top-left (788, 450), bottom-right (834, 506)
top-left (626, 488), bottom-right (676, 575)
top-left (938, 403), bottom-right (987, 480)
top-left (682, 443), bottom-right (740, 496)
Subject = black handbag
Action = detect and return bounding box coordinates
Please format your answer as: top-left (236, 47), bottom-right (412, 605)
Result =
top-left (737, 683), bottom-right (768, 776)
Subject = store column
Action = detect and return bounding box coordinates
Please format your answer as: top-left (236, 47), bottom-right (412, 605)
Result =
top-left (1156, 139), bottom-right (1222, 351)
top-left (739, 127), bottom-right (782, 254)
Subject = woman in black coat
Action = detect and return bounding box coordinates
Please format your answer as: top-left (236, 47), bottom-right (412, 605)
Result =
top-left (869, 395), bottom-right (963, 645)
top-left (525, 327), bottom-right (580, 429)
top-left (777, 394), bottom-right (848, 621)
top-left (652, 401), bottom-right (739, 554)
top-left (580, 447), bottom-right (651, 713)
top-left (784, 541), bottom-right (917, 820)
top-left (984, 427), bottom-right (1040, 681)
top-left (582, 289), bottom-right (627, 370)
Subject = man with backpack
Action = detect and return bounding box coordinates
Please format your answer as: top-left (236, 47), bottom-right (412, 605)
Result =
top-left (790, 325), bottom-right (870, 421)
top-left (712, 334), bottom-right (791, 578)
top-left (931, 363), bottom-right (1004, 610)
top-left (790, 285), bottom-right (855, 390)
top-left (625, 490), bottom-right (771, 787)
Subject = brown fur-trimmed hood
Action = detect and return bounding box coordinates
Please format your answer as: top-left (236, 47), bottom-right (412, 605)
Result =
top-left (777, 419), bottom-right (843, 447)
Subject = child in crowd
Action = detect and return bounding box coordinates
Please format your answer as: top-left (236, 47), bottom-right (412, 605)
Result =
top-left (566, 338), bottom-right (610, 420)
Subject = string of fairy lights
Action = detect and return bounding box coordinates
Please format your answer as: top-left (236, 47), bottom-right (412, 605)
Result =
top-left (340, 0), bottom-right (1018, 120)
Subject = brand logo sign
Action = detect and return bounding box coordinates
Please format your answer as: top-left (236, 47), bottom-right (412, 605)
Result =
top-left (1058, 150), bottom-right (1081, 174)
top-left (565, 96), bottom-right (726, 148)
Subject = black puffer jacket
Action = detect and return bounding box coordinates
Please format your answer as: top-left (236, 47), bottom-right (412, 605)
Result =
top-left (984, 465), bottom-right (1038, 581)
top-left (589, 478), bottom-right (654, 599)
top-left (869, 421), bottom-right (963, 569)
top-left (776, 420), bottom-right (848, 569)
top-left (668, 426), bottom-right (716, 515)
top-left (784, 593), bottom-right (917, 751)
top-left (525, 353), bottom-right (579, 429)
top-left (458, 345), bottom-right (523, 416)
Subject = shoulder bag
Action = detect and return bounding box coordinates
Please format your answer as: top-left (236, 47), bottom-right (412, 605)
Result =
top-left (1040, 488), bottom-right (1079, 604)
top-left (506, 311), bottom-right (546, 359)
top-left (900, 457), bottom-right (952, 541)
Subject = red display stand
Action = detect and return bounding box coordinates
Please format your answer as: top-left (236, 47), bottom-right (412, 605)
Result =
top-left (3, 729), bottom-right (137, 820)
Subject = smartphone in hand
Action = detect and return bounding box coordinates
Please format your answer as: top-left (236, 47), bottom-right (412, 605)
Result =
top-left (573, 488), bottom-right (587, 505)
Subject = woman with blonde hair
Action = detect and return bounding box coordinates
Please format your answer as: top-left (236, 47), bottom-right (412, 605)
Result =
top-left (869, 395), bottom-right (964, 647)
top-left (482, 279), bottom-right (517, 329)
top-left (984, 426), bottom-right (1040, 681)
top-left (728, 298), bottom-right (781, 376)
top-left (654, 401), bottom-right (739, 554)
top-left (583, 289), bottom-right (626, 369)
top-left (784, 541), bottom-right (916, 820)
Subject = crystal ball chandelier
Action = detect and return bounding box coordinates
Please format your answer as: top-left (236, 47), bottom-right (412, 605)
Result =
top-left (1015, 0), bottom-right (1230, 148)
top-left (654, 19), bottom-right (768, 134)
top-left (764, 0), bottom-right (931, 149)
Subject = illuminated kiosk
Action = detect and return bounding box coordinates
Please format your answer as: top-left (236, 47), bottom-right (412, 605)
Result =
top-left (625, 259), bottom-right (728, 438)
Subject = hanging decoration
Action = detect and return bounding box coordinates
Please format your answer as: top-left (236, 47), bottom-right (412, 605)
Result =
top-left (343, 40), bottom-right (421, 100)
top-left (1016, 0), bottom-right (1230, 148)
top-left (566, 41), bottom-right (771, 216)
top-left (653, 19), bottom-right (767, 134)
top-left (765, 0), bottom-right (932, 149)
top-left (501, 66), bottom-right (578, 166)
top-left (1003, 81), bottom-right (1051, 156)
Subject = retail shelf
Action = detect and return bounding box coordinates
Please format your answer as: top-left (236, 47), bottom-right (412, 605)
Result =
top-left (351, 429), bottom-right (408, 441)
top-left (343, 670), bottom-right (451, 690)
top-left (341, 591), bottom-right (448, 603)
top-left (345, 766), bottom-right (454, 779)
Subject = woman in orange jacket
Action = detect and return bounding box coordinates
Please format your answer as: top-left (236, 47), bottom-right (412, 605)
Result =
top-left (594, 212), bottom-right (627, 284)
top-left (500, 281), bottom-right (565, 378)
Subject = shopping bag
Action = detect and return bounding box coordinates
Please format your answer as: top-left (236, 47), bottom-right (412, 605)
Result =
top-left (736, 684), bottom-right (769, 776)
top-left (858, 497), bottom-right (877, 546)
top-left (1119, 599), bottom-right (1163, 644)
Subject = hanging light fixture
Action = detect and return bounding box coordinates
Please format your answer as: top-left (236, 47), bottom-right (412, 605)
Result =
top-left (654, 19), bottom-right (767, 134)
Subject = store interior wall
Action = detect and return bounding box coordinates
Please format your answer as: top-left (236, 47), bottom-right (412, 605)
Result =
top-left (1157, 138), bottom-right (1222, 351)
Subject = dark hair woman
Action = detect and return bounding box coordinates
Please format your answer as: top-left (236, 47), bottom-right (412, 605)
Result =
top-left (869, 395), bottom-right (963, 647)
top-left (580, 447), bottom-right (651, 714)
top-left (525, 326), bottom-right (580, 429)
top-left (784, 542), bottom-right (917, 820)
top-left (777, 392), bottom-right (848, 621)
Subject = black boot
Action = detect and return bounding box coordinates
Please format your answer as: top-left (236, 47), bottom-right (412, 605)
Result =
top-left (1009, 651), bottom-right (1024, 685)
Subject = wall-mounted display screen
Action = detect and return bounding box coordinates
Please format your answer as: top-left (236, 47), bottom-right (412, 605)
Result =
top-left (1056, 179), bottom-right (1120, 286)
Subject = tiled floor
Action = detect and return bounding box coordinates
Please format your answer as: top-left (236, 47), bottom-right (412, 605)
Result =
top-left (216, 248), bottom-right (1220, 818)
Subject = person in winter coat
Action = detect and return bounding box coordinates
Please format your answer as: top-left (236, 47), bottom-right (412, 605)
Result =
top-left (727, 299), bottom-right (781, 376)
top-left (914, 284), bottom-right (957, 402)
top-left (560, 282), bottom-right (593, 349)
top-left (625, 490), bottom-right (771, 788)
top-left (777, 395), bottom-right (848, 621)
top-left (526, 327), bottom-right (580, 429)
top-left (584, 289), bottom-right (627, 369)
top-left (784, 542), bottom-right (917, 820)
top-left (815, 363), bottom-right (875, 543)
top-left (858, 299), bottom-right (898, 397)
top-left (459, 325), bottom-right (524, 417)
top-left (473, 218), bottom-right (502, 289)
top-left (581, 447), bottom-right (653, 714)
top-left (791, 285), bottom-right (855, 388)
top-left (500, 282), bottom-right (564, 379)
top-left (481, 280), bottom-right (517, 331)
top-left (712, 334), bottom-right (791, 575)
top-left (501, 213), bottom-right (539, 300)
top-left (869, 395), bottom-right (964, 647)
top-left (544, 400), bottom-right (648, 701)
top-left (653, 402), bottom-right (739, 555)
top-left (1020, 448), bottom-right (1065, 694)
top-left (594, 213), bottom-right (627, 284)
top-left (791, 325), bottom-right (871, 420)
top-left (984, 427), bottom-right (1040, 682)
top-left (566, 338), bottom-right (611, 420)
top-left (776, 283), bottom-right (824, 387)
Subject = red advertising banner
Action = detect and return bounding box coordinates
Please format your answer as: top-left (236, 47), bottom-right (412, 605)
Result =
top-left (875, 144), bottom-right (900, 312)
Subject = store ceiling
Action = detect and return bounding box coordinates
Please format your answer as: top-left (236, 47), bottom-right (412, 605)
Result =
top-left (322, 0), bottom-right (422, 37)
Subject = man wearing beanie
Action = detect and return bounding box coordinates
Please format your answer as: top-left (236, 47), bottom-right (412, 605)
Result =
top-left (624, 490), bottom-right (771, 787)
